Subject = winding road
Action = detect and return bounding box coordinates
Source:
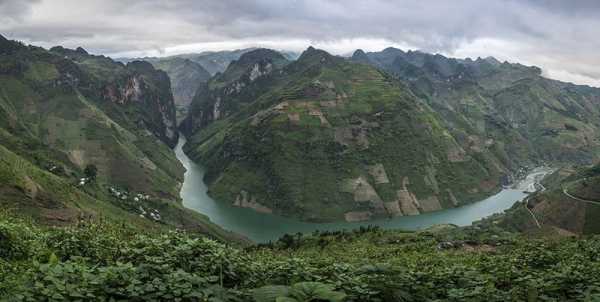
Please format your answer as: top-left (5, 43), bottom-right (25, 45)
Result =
top-left (562, 181), bottom-right (600, 206)
top-left (522, 174), bottom-right (600, 231)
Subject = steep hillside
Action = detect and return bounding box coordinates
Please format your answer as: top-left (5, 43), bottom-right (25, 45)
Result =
top-left (354, 48), bottom-right (600, 169)
top-left (178, 48), bottom-right (257, 75)
top-left (497, 164), bottom-right (600, 236)
top-left (121, 49), bottom-right (255, 124)
top-left (183, 47), bottom-right (506, 222)
top-left (181, 48), bottom-right (289, 135)
top-left (0, 35), bottom-right (243, 241)
top-left (148, 57), bottom-right (211, 124)
top-left (122, 48), bottom-right (256, 75)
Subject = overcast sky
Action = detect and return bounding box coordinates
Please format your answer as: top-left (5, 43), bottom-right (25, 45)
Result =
top-left (1, 0), bottom-right (599, 86)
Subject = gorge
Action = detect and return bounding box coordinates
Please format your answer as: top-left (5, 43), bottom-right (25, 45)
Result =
top-left (176, 135), bottom-right (551, 242)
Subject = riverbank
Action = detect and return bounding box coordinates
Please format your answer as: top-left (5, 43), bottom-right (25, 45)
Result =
top-left (513, 166), bottom-right (553, 193)
top-left (176, 136), bottom-right (552, 242)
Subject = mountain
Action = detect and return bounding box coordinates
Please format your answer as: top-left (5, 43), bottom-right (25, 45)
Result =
top-left (352, 48), bottom-right (600, 170)
top-left (182, 47), bottom-right (509, 222)
top-left (181, 48), bottom-right (289, 135)
top-left (118, 49), bottom-right (258, 125)
top-left (148, 57), bottom-right (211, 124)
top-left (116, 49), bottom-right (255, 77)
top-left (496, 164), bottom-right (600, 236)
top-left (164, 48), bottom-right (257, 75)
top-left (0, 35), bottom-right (243, 241)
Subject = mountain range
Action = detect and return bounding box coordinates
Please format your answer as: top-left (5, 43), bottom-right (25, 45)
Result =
top-left (180, 45), bottom-right (600, 222)
top-left (3, 33), bottom-right (600, 300)
top-left (3, 32), bottom-right (600, 229)
top-left (0, 34), bottom-right (244, 242)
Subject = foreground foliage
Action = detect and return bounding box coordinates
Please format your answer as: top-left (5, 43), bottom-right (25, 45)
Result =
top-left (2, 214), bottom-right (600, 301)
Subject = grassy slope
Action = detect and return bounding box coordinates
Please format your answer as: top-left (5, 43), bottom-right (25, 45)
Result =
top-left (0, 37), bottom-right (245, 242)
top-left (0, 119), bottom-right (245, 243)
top-left (185, 49), bottom-right (502, 221)
top-left (497, 165), bottom-right (600, 236)
top-left (363, 49), bottom-right (600, 171)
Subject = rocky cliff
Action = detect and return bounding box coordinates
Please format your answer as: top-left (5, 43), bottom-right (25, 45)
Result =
top-left (352, 48), bottom-right (600, 169)
top-left (183, 47), bottom-right (505, 222)
top-left (0, 36), bottom-right (239, 240)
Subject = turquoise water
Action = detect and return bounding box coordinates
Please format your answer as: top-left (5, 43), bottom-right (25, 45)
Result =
top-left (176, 136), bottom-right (545, 243)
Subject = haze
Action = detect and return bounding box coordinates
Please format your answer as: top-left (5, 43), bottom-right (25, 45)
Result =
top-left (1, 0), bottom-right (599, 86)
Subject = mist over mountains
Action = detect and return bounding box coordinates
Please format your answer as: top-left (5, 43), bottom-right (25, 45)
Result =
top-left (3, 1), bottom-right (600, 300)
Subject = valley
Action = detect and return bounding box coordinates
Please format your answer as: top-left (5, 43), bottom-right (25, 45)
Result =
top-left (3, 2), bottom-right (600, 300)
top-left (0, 34), bottom-right (245, 243)
top-left (3, 31), bottom-right (598, 235)
top-left (178, 46), bottom-right (600, 223)
top-left (177, 134), bottom-right (551, 242)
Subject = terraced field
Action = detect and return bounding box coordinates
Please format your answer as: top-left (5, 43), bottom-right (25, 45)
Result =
top-left (184, 48), bottom-right (504, 221)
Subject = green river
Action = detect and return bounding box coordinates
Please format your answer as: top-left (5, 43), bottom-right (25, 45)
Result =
top-left (175, 136), bottom-right (549, 242)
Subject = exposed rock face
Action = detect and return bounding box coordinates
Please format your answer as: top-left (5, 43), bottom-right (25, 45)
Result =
top-left (147, 58), bottom-right (211, 125)
top-left (355, 47), bottom-right (600, 169)
top-left (40, 46), bottom-right (182, 196)
top-left (341, 177), bottom-right (386, 214)
top-left (391, 177), bottom-right (422, 216)
top-left (383, 201), bottom-right (403, 217)
top-left (396, 189), bottom-right (421, 216)
top-left (447, 143), bottom-right (468, 162)
top-left (181, 49), bottom-right (288, 137)
top-left (97, 62), bottom-right (178, 147)
top-left (0, 37), bottom-right (249, 241)
top-left (249, 62), bottom-right (273, 81)
top-left (234, 190), bottom-right (273, 214)
top-left (344, 211), bottom-right (373, 222)
top-left (124, 61), bottom-right (179, 147)
top-left (103, 76), bottom-right (142, 104)
top-left (419, 196), bottom-right (443, 212)
top-left (183, 47), bottom-right (515, 222)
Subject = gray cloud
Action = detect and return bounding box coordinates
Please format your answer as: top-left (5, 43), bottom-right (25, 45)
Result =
top-left (0, 0), bottom-right (599, 86)
top-left (0, 0), bottom-right (39, 22)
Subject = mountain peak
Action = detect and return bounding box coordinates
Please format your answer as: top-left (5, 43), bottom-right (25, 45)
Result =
top-left (352, 49), bottom-right (366, 57)
top-left (297, 46), bottom-right (334, 64)
top-left (223, 48), bottom-right (286, 77)
top-left (127, 60), bottom-right (156, 73)
top-left (484, 56), bottom-right (501, 66)
top-left (0, 34), bottom-right (11, 53)
top-left (351, 49), bottom-right (371, 64)
top-left (49, 46), bottom-right (89, 58)
top-left (382, 47), bottom-right (405, 54)
top-left (235, 48), bottom-right (285, 66)
top-left (75, 47), bottom-right (88, 55)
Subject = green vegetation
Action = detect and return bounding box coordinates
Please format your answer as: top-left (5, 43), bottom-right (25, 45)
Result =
top-left (356, 48), bottom-right (600, 170)
top-left (183, 47), bottom-right (503, 222)
top-left (84, 164), bottom-right (97, 180)
top-left (180, 46), bottom-right (600, 223)
top-left (0, 35), bottom-right (241, 241)
top-left (3, 212), bottom-right (600, 301)
top-left (495, 164), bottom-right (600, 236)
top-left (148, 57), bottom-right (211, 124)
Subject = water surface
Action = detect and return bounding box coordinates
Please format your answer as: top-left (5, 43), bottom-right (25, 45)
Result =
top-left (176, 136), bottom-right (548, 242)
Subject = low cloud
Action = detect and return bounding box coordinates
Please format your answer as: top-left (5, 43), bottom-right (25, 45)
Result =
top-left (1, 0), bottom-right (599, 86)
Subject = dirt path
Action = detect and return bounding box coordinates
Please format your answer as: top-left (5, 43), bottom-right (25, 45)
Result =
top-left (562, 187), bottom-right (600, 205)
top-left (524, 197), bottom-right (541, 229)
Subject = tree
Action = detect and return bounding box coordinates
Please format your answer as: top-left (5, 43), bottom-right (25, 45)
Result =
top-left (84, 164), bottom-right (98, 180)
